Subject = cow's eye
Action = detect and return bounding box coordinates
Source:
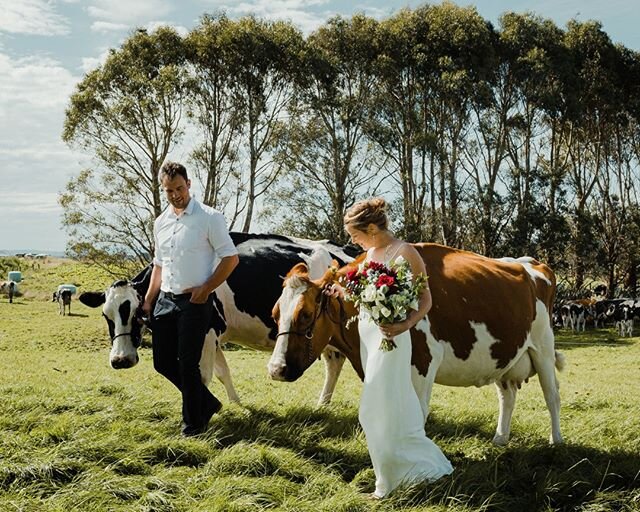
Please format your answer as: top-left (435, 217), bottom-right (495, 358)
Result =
top-left (299, 311), bottom-right (312, 323)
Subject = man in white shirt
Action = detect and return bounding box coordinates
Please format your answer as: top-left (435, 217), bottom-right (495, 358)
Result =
top-left (142, 161), bottom-right (239, 436)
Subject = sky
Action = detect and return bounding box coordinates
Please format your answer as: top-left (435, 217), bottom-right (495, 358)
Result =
top-left (0, 0), bottom-right (638, 253)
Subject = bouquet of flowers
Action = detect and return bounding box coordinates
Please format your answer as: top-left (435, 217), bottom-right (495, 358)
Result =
top-left (341, 256), bottom-right (427, 351)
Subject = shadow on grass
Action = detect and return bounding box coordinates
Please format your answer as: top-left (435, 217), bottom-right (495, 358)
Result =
top-left (207, 404), bottom-right (640, 511)
top-left (554, 328), bottom-right (636, 351)
top-left (65, 312), bottom-right (89, 318)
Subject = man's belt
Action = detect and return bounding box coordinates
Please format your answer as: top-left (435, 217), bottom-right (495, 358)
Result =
top-left (161, 291), bottom-right (191, 300)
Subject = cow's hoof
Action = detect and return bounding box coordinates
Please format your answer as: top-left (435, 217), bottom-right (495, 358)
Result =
top-left (549, 434), bottom-right (564, 445)
top-left (492, 434), bottom-right (510, 446)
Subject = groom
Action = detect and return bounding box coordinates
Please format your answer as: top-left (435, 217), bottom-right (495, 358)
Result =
top-left (142, 161), bottom-right (239, 436)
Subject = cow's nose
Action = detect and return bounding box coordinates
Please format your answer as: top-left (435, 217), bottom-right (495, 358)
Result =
top-left (267, 362), bottom-right (287, 381)
top-left (111, 356), bottom-right (134, 369)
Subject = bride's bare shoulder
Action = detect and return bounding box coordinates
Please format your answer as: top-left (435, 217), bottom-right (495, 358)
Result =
top-left (396, 242), bottom-right (426, 270)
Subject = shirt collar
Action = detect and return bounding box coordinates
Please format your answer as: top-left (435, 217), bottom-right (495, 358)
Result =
top-left (169, 196), bottom-right (196, 218)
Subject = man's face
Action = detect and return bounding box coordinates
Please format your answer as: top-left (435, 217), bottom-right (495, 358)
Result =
top-left (161, 174), bottom-right (191, 210)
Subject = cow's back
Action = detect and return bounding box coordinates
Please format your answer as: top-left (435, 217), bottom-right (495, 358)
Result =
top-left (415, 243), bottom-right (540, 371)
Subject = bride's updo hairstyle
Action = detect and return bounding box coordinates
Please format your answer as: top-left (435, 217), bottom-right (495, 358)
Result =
top-left (344, 197), bottom-right (389, 233)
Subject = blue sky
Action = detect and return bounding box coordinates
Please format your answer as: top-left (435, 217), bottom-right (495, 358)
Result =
top-left (0, 0), bottom-right (638, 252)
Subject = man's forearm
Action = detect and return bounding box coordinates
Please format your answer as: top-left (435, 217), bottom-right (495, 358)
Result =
top-left (145, 265), bottom-right (162, 304)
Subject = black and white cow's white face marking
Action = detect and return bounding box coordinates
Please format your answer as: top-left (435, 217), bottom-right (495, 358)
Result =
top-left (102, 281), bottom-right (141, 369)
top-left (78, 280), bottom-right (142, 369)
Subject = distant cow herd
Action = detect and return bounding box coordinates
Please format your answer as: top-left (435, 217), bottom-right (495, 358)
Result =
top-left (554, 297), bottom-right (639, 337)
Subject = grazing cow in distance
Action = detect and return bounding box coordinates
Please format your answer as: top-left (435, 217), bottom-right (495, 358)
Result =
top-left (79, 233), bottom-right (359, 405)
top-left (611, 300), bottom-right (637, 337)
top-left (1, 281), bottom-right (17, 303)
top-left (569, 303), bottom-right (587, 332)
top-left (8, 281), bottom-right (16, 304)
top-left (269, 246), bottom-right (566, 445)
top-left (593, 298), bottom-right (624, 328)
top-left (53, 288), bottom-right (73, 316)
top-left (559, 304), bottom-right (571, 329)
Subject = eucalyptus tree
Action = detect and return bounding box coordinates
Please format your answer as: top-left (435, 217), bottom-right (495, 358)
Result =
top-left (61, 27), bottom-right (187, 269)
top-left (563, 20), bottom-right (620, 288)
top-left (222, 16), bottom-right (306, 232)
top-left (497, 13), bottom-right (569, 258)
top-left (365, 7), bottom-right (429, 241)
top-left (185, 14), bottom-right (245, 226)
top-left (268, 14), bottom-right (381, 242)
top-left (421, 2), bottom-right (494, 247)
top-left (590, 45), bottom-right (640, 296)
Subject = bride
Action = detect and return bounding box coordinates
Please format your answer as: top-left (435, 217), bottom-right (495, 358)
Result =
top-left (330, 197), bottom-right (453, 499)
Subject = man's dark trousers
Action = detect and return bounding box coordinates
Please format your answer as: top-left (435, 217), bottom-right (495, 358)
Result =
top-left (152, 292), bottom-right (221, 429)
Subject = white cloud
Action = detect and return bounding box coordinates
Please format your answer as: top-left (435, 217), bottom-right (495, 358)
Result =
top-left (81, 48), bottom-right (112, 73)
top-left (0, 192), bottom-right (61, 214)
top-left (208, 0), bottom-right (332, 33)
top-left (145, 21), bottom-right (189, 36)
top-left (0, 53), bottom-right (78, 108)
top-left (90, 21), bottom-right (130, 33)
top-left (0, 0), bottom-right (70, 36)
top-left (86, 0), bottom-right (173, 24)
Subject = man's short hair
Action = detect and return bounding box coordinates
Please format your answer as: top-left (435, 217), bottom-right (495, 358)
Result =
top-left (159, 161), bottom-right (188, 182)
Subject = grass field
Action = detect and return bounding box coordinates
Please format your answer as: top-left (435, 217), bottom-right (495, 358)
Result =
top-left (0, 258), bottom-right (639, 511)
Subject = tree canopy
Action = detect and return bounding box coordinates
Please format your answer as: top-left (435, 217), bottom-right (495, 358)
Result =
top-left (62, 9), bottom-right (640, 294)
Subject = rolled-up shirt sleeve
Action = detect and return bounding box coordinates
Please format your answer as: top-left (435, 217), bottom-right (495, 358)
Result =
top-left (208, 212), bottom-right (238, 259)
top-left (152, 218), bottom-right (163, 267)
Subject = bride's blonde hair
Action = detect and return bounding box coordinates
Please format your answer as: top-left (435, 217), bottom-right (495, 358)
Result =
top-left (344, 197), bottom-right (388, 232)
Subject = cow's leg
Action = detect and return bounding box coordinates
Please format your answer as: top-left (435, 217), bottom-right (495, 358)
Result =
top-left (530, 329), bottom-right (563, 444)
top-left (199, 329), bottom-right (240, 403)
top-left (412, 326), bottom-right (443, 423)
top-left (493, 381), bottom-right (517, 445)
top-left (317, 347), bottom-right (346, 406)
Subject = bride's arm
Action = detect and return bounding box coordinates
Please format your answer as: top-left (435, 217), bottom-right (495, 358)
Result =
top-left (380, 244), bottom-right (432, 338)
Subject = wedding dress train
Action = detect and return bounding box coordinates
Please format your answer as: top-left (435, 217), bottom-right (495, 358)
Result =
top-left (358, 310), bottom-right (453, 498)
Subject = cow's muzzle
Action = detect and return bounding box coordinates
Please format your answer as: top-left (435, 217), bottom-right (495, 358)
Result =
top-left (110, 355), bottom-right (139, 369)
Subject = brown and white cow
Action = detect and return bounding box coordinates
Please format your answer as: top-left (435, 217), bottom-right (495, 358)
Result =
top-left (268, 244), bottom-right (565, 445)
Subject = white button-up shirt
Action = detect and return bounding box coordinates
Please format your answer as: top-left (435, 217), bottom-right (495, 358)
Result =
top-left (153, 197), bottom-right (238, 294)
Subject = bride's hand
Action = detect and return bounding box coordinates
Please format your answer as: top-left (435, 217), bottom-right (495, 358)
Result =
top-left (323, 283), bottom-right (344, 298)
top-left (380, 320), bottom-right (410, 339)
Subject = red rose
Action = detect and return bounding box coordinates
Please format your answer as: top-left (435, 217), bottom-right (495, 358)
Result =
top-left (366, 261), bottom-right (386, 273)
top-left (345, 269), bottom-right (360, 283)
top-left (376, 274), bottom-right (396, 289)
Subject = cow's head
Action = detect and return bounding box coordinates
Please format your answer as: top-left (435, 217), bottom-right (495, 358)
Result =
top-left (267, 262), bottom-right (357, 381)
top-left (80, 280), bottom-right (143, 369)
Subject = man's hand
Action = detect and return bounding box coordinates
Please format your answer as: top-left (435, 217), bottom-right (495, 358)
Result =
top-left (142, 299), bottom-right (154, 317)
top-left (186, 285), bottom-right (210, 304)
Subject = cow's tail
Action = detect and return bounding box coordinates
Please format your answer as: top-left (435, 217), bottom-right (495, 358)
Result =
top-left (554, 350), bottom-right (566, 372)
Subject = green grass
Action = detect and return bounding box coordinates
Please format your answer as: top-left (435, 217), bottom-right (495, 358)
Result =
top-left (0, 258), bottom-right (639, 511)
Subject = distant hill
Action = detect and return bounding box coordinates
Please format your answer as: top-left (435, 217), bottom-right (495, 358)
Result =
top-left (0, 249), bottom-right (67, 258)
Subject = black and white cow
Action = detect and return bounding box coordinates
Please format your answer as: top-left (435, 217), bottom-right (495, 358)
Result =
top-left (559, 304), bottom-right (571, 329)
top-left (611, 299), bottom-right (637, 337)
top-left (79, 233), bottom-right (359, 405)
top-left (53, 286), bottom-right (73, 316)
top-left (592, 298), bottom-right (624, 328)
top-left (8, 281), bottom-right (16, 304)
top-left (569, 303), bottom-right (587, 332)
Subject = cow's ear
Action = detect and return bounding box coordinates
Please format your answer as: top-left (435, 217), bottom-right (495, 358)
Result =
top-left (79, 291), bottom-right (106, 308)
top-left (288, 262), bottom-right (308, 277)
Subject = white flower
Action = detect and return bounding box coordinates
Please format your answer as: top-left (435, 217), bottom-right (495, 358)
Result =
top-left (362, 284), bottom-right (378, 302)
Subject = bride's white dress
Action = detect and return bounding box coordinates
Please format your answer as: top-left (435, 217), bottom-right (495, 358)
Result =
top-left (358, 255), bottom-right (453, 498)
